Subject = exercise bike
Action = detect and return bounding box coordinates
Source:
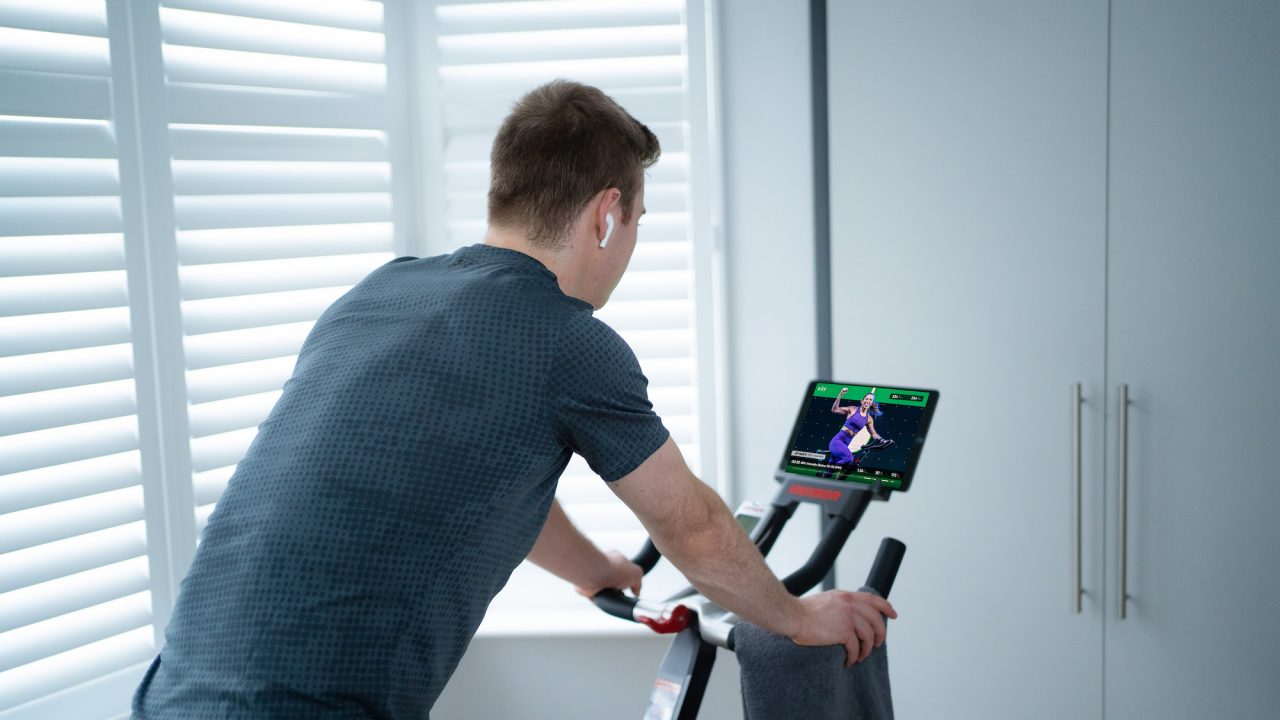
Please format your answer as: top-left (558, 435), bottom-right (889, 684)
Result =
top-left (592, 381), bottom-right (937, 719)
top-left (593, 473), bottom-right (905, 719)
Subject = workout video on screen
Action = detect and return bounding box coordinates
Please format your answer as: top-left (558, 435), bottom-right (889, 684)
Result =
top-left (783, 384), bottom-right (932, 490)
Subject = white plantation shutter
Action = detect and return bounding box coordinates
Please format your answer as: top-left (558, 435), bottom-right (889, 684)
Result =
top-left (154, 0), bottom-right (398, 534)
top-left (421, 0), bottom-right (719, 631)
top-left (0, 2), bottom-right (157, 718)
top-left (2, 4), bottom-right (723, 716)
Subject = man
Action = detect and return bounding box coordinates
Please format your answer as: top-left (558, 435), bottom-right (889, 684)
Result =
top-left (133, 80), bottom-right (895, 719)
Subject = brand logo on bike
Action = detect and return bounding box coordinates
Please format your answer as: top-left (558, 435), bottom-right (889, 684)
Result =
top-left (789, 485), bottom-right (843, 502)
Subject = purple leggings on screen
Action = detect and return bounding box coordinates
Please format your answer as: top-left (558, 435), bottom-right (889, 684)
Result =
top-left (829, 433), bottom-right (855, 464)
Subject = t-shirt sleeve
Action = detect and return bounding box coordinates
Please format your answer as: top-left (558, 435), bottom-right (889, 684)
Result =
top-left (549, 313), bottom-right (670, 482)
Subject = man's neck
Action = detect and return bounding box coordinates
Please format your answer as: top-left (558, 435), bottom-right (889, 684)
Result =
top-left (482, 226), bottom-right (585, 301)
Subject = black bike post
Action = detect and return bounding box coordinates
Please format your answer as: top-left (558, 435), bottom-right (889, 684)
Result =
top-left (809, 0), bottom-right (838, 592)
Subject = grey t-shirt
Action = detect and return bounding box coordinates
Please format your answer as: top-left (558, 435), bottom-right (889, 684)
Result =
top-left (132, 244), bottom-right (670, 719)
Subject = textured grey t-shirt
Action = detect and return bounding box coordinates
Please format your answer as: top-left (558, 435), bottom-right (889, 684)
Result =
top-left (132, 244), bottom-right (670, 719)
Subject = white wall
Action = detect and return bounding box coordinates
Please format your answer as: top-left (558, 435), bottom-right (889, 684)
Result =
top-left (433, 1), bottom-right (820, 717)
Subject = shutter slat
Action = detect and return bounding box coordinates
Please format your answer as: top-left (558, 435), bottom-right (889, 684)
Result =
top-left (439, 55), bottom-right (684, 98)
top-left (0, 521), bottom-right (148, 595)
top-left (0, 557), bottom-right (150, 635)
top-left (173, 193), bottom-right (391, 230)
top-left (172, 160), bottom-right (389, 195)
top-left (663, 415), bottom-right (695, 445)
top-left (609, 271), bottom-right (692, 303)
top-left (446, 155), bottom-right (686, 209)
top-left (179, 253), bottom-right (387, 300)
top-left (0, 486), bottom-right (146, 555)
top-left (445, 219), bottom-right (486, 249)
top-left (183, 322), bottom-right (311, 370)
top-left (0, 26), bottom-right (109, 75)
top-left (0, 378), bottom-right (135, 437)
top-left (189, 427), bottom-right (256, 474)
top-left (0, 414), bottom-right (138, 476)
top-left (636, 357), bottom-right (694, 388)
top-left (188, 390), bottom-right (280, 439)
top-left (443, 124), bottom-right (685, 163)
top-left (183, 287), bottom-right (346, 335)
top-left (0, 450), bottom-right (140, 515)
top-left (438, 25), bottom-right (682, 66)
top-left (0, 233), bottom-right (124, 277)
top-left (0, 626), bottom-right (154, 712)
top-left (0, 196), bottom-right (121, 236)
top-left (163, 43), bottom-right (385, 94)
top-left (185, 356), bottom-right (295, 404)
top-left (444, 192), bottom-right (484, 219)
top-left (443, 86), bottom-right (684, 132)
top-left (0, 157), bottom-right (118, 197)
top-left (0, 116), bottom-right (115, 159)
top-left (0, 68), bottom-right (111, 119)
top-left (0, 306), bottom-right (132, 357)
top-left (169, 124), bottom-right (386, 161)
top-left (646, 386), bottom-right (693, 416)
top-left (642, 183), bottom-right (687, 214)
top-left (0, 0), bottom-right (108, 36)
top-left (595, 299), bottom-right (690, 331)
top-left (165, 82), bottom-right (386, 130)
top-left (621, 243), bottom-right (689, 273)
top-left (177, 222), bottom-right (393, 265)
top-left (436, 1), bottom-right (682, 36)
top-left (195, 502), bottom-right (216, 534)
top-left (0, 591), bottom-right (151, 672)
top-left (163, 0), bottom-right (383, 33)
top-left (2, 661), bottom-right (154, 720)
top-left (160, 7), bottom-right (383, 63)
top-left (192, 466), bottom-right (235, 507)
top-left (646, 152), bottom-right (689, 183)
top-left (0, 270), bottom-right (128, 316)
top-left (0, 343), bottom-right (134, 396)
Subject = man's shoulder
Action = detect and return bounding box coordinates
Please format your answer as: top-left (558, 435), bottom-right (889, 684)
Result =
top-left (557, 306), bottom-right (625, 349)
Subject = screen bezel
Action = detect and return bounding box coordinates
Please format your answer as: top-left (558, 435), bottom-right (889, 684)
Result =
top-left (778, 380), bottom-right (940, 493)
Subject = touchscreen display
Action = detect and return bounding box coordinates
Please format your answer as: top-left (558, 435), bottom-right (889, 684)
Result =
top-left (781, 382), bottom-right (937, 490)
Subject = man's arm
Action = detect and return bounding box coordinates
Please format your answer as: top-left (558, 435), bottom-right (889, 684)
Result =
top-left (608, 437), bottom-right (897, 666)
top-left (526, 499), bottom-right (643, 597)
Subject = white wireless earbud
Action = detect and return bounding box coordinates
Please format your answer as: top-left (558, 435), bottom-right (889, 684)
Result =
top-left (600, 213), bottom-right (615, 248)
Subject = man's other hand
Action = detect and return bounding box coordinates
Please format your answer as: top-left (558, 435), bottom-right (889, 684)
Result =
top-left (575, 550), bottom-right (643, 599)
top-left (792, 590), bottom-right (898, 667)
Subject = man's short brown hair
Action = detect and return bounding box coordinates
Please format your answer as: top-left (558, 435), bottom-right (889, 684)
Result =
top-left (487, 80), bottom-right (661, 248)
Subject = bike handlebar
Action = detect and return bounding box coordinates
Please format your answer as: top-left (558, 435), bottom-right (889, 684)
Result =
top-left (862, 537), bottom-right (906, 598)
top-left (592, 539), bottom-right (663, 622)
top-left (592, 529), bottom-right (907, 631)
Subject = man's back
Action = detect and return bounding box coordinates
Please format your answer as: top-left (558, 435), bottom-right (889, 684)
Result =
top-left (132, 244), bottom-right (668, 718)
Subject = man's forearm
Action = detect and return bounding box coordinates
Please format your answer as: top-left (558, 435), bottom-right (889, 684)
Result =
top-left (527, 499), bottom-right (610, 590)
top-left (651, 480), bottom-right (804, 639)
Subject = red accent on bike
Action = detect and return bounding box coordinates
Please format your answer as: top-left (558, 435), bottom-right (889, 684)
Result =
top-left (790, 485), bottom-right (843, 501)
top-left (638, 604), bottom-right (691, 634)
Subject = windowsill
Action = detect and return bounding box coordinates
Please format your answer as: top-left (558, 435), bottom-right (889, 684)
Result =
top-left (473, 608), bottom-right (658, 639)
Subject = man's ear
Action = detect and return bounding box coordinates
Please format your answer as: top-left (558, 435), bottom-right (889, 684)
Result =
top-left (595, 188), bottom-right (623, 243)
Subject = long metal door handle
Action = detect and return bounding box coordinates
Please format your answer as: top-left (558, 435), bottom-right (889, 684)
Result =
top-left (1119, 384), bottom-right (1130, 620)
top-left (1072, 383), bottom-right (1083, 613)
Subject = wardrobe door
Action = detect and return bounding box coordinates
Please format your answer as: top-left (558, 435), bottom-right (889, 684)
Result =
top-left (827, 3), bottom-right (1109, 718)
top-left (1105, 1), bottom-right (1280, 718)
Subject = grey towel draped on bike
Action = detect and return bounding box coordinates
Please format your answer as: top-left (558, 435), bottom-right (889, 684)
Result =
top-left (734, 622), bottom-right (894, 720)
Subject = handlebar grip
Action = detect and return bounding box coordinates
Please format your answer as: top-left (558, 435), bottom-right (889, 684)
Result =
top-left (862, 537), bottom-right (906, 599)
top-left (633, 539), bottom-right (661, 574)
top-left (592, 540), bottom-right (662, 623)
top-left (593, 589), bottom-right (637, 621)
